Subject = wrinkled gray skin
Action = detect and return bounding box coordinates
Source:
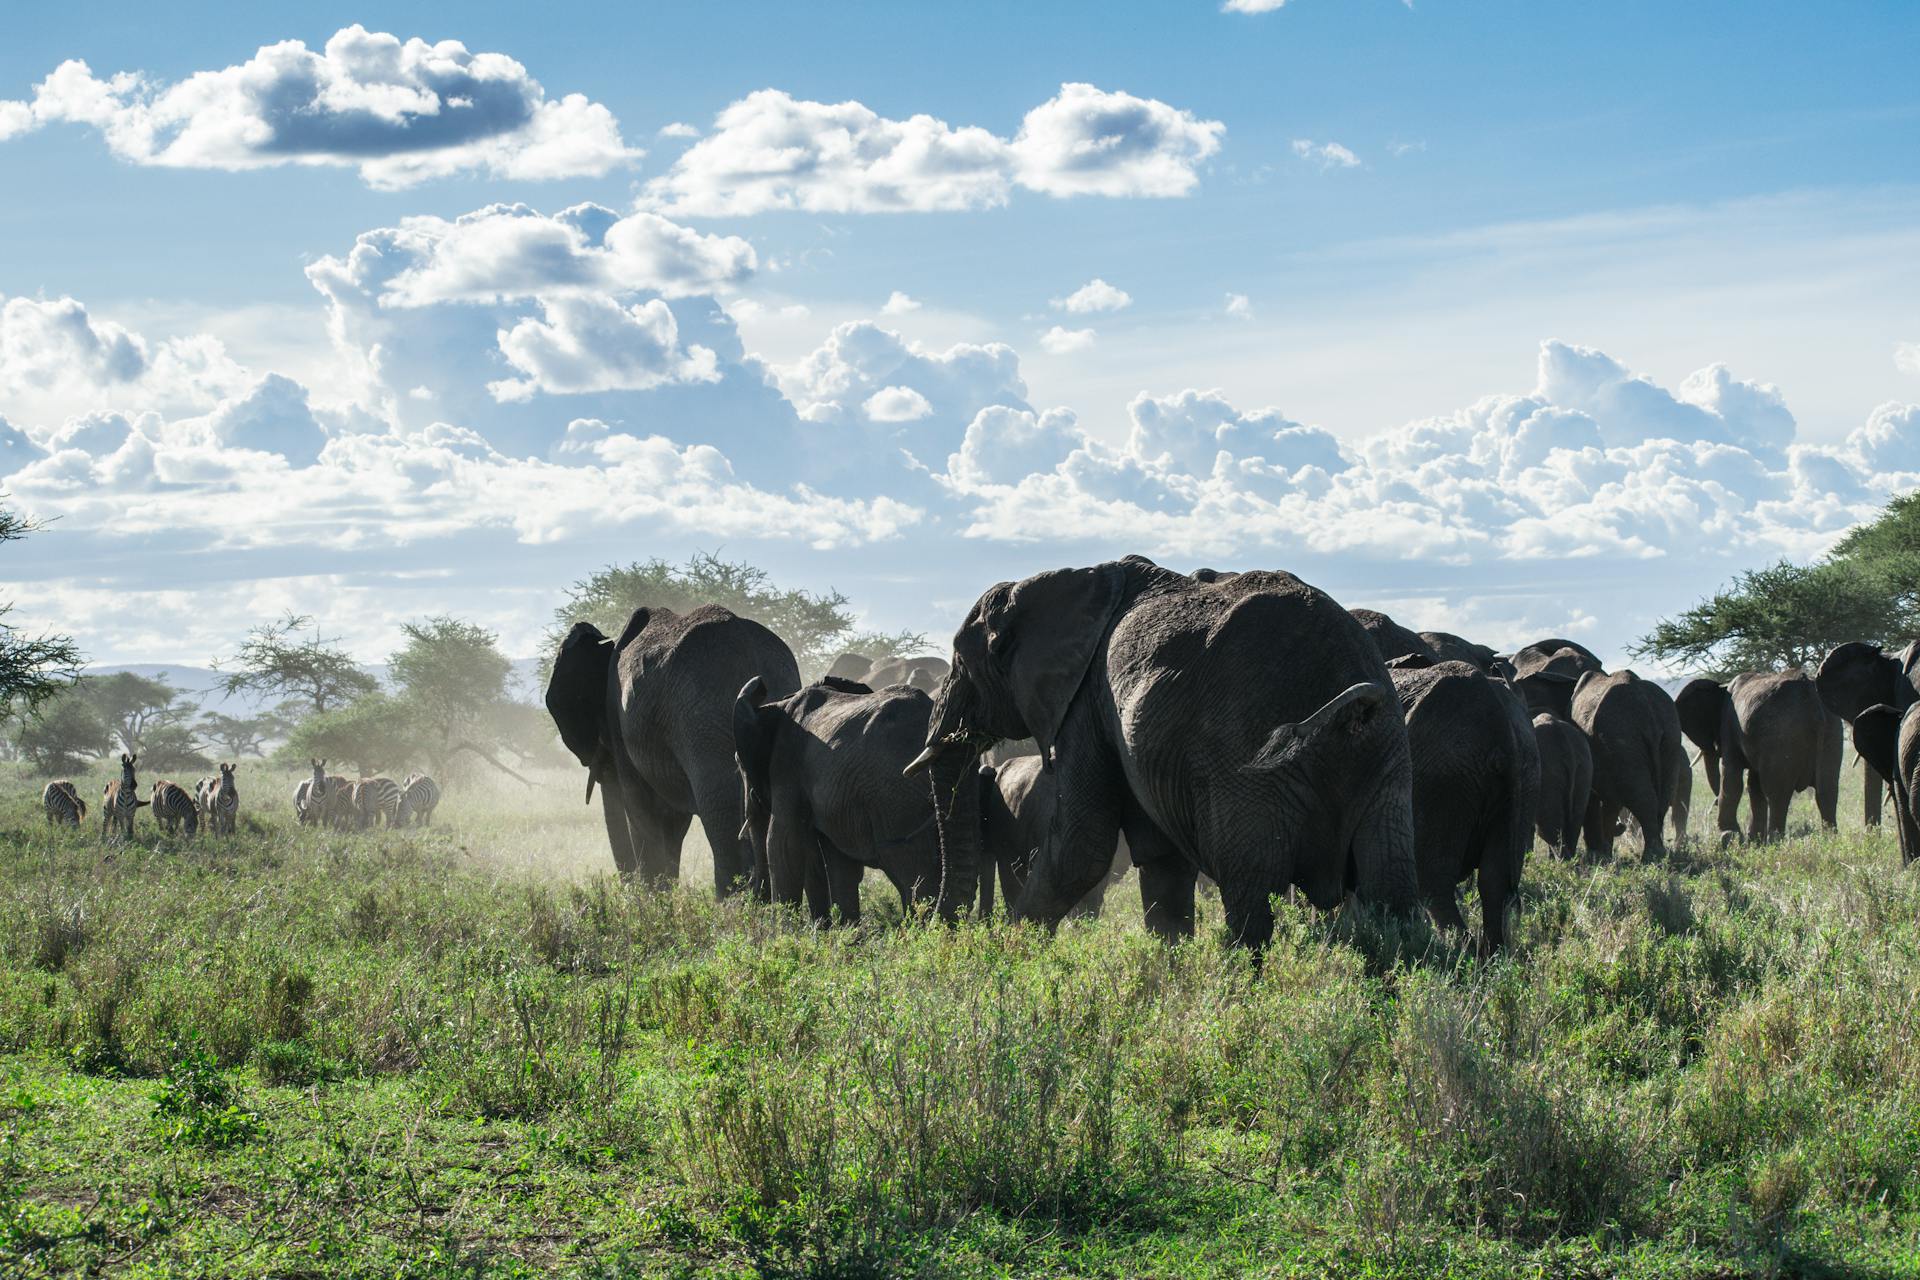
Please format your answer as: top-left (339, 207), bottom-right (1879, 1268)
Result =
top-left (1572, 670), bottom-right (1691, 860)
top-left (908, 556), bottom-right (1420, 949)
top-left (1850, 701), bottom-right (1920, 864)
top-left (1420, 631), bottom-right (1500, 672)
top-left (1512, 638), bottom-right (1605, 676)
top-left (546, 606), bottom-right (801, 893)
top-left (1350, 608), bottom-right (1439, 666)
top-left (1531, 714), bottom-right (1593, 858)
top-left (1814, 640), bottom-right (1920, 826)
top-left (1390, 661), bottom-right (1540, 951)
top-left (1513, 647), bottom-right (1607, 720)
top-left (733, 676), bottom-right (970, 923)
top-left (977, 755), bottom-right (1130, 919)
top-left (1676, 671), bottom-right (1841, 840)
top-left (864, 655), bottom-right (951, 692)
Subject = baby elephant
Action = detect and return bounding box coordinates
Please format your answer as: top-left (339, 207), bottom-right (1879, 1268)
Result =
top-left (1532, 714), bottom-right (1593, 858)
top-left (977, 755), bottom-right (1130, 920)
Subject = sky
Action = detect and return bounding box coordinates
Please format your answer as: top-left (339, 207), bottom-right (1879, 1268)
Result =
top-left (0, 1), bottom-right (1915, 671)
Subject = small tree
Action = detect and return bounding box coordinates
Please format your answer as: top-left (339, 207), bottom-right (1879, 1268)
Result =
top-left (387, 616), bottom-right (533, 784)
top-left (196, 710), bottom-right (284, 759)
top-left (17, 687), bottom-right (112, 774)
top-left (280, 693), bottom-right (421, 777)
top-left (81, 672), bottom-right (197, 754)
top-left (0, 505), bottom-right (82, 710)
top-left (217, 613), bottom-right (376, 716)
top-left (139, 723), bottom-right (212, 775)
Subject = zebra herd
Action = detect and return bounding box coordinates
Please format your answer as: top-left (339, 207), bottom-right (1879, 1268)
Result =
top-left (293, 758), bottom-right (441, 830)
top-left (38, 752), bottom-right (440, 836)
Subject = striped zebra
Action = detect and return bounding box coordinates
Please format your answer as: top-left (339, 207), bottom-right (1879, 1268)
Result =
top-left (195, 775), bottom-right (217, 822)
top-left (100, 753), bottom-right (147, 838)
top-left (396, 773), bottom-right (441, 827)
top-left (150, 779), bottom-right (200, 836)
top-left (322, 773), bottom-right (359, 829)
top-left (353, 776), bottom-right (401, 829)
top-left (43, 780), bottom-right (87, 826)
top-left (208, 762), bottom-right (239, 835)
top-left (294, 758), bottom-right (328, 825)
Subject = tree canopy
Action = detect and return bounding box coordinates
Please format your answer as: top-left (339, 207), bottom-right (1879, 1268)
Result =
top-left (0, 506), bottom-right (82, 710)
top-left (217, 613), bottom-right (377, 715)
top-left (1633, 492), bottom-right (1919, 676)
top-left (83, 672), bottom-right (197, 754)
top-left (551, 551), bottom-right (927, 678)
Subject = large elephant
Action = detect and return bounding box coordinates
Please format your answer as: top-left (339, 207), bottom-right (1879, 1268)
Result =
top-left (1350, 608), bottom-right (1439, 666)
top-left (864, 655), bottom-right (951, 692)
top-left (977, 754), bottom-right (1130, 919)
top-left (1420, 631), bottom-right (1499, 672)
top-left (732, 676), bottom-right (968, 923)
top-left (1513, 647), bottom-right (1605, 719)
top-left (545, 605), bottom-right (801, 892)
top-left (1390, 660), bottom-right (1540, 951)
top-left (825, 652), bottom-right (874, 682)
top-left (1675, 671), bottom-right (1841, 840)
top-left (1572, 670), bottom-right (1691, 860)
top-left (1532, 713), bottom-right (1593, 858)
top-left (1512, 638), bottom-right (1605, 676)
top-left (1814, 640), bottom-right (1920, 825)
top-left (905, 556), bottom-right (1420, 949)
top-left (1850, 702), bottom-right (1920, 864)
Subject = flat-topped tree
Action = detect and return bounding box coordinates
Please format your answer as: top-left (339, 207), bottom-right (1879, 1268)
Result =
top-left (217, 613), bottom-right (376, 717)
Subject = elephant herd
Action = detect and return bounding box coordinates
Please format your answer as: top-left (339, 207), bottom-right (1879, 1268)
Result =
top-left (544, 555), bottom-right (1920, 953)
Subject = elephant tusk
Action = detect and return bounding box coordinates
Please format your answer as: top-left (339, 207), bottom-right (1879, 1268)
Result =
top-left (902, 745), bottom-right (940, 778)
top-left (584, 769), bottom-right (598, 806)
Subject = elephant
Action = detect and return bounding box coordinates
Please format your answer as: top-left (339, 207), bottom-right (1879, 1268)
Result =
top-left (905, 556), bottom-right (1420, 950)
top-left (864, 655), bottom-right (951, 692)
top-left (1572, 670), bottom-right (1690, 860)
top-left (732, 675), bottom-right (969, 923)
top-left (977, 754), bottom-right (1130, 919)
top-left (1511, 638), bottom-right (1605, 676)
top-left (1420, 631), bottom-right (1500, 672)
top-left (1350, 608), bottom-right (1439, 666)
top-left (1389, 660), bottom-right (1540, 951)
top-left (1513, 647), bottom-right (1605, 720)
top-left (1532, 713), bottom-right (1592, 858)
top-left (1814, 640), bottom-right (1920, 826)
top-left (825, 652), bottom-right (873, 682)
top-left (546, 605), bottom-right (801, 893)
top-left (1675, 671), bottom-right (1841, 840)
top-left (1850, 701), bottom-right (1920, 864)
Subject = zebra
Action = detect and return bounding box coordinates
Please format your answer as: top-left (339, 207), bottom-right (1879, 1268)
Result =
top-left (43, 780), bottom-right (87, 826)
top-left (101, 753), bottom-right (147, 838)
top-left (208, 762), bottom-right (239, 835)
top-left (353, 776), bottom-right (401, 829)
top-left (294, 758), bottom-right (328, 825)
top-left (150, 779), bottom-right (200, 836)
top-left (195, 775), bottom-right (217, 822)
top-left (323, 773), bottom-right (359, 829)
top-left (396, 773), bottom-right (441, 827)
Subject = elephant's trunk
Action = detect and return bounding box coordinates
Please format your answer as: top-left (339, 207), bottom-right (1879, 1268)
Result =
top-left (1700, 746), bottom-right (1721, 797)
top-left (1350, 772), bottom-right (1419, 915)
top-left (925, 747), bottom-right (982, 922)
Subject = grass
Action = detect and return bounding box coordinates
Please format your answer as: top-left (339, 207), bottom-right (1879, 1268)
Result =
top-left (0, 761), bottom-right (1915, 1277)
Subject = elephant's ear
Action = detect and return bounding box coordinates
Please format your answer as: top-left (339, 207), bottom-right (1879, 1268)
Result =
top-left (733, 677), bottom-right (776, 807)
top-left (614, 607), bottom-right (653, 652)
top-left (1674, 679), bottom-right (1728, 755)
top-left (1852, 704), bottom-right (1902, 783)
top-left (992, 563), bottom-right (1127, 766)
top-left (546, 622), bottom-right (615, 770)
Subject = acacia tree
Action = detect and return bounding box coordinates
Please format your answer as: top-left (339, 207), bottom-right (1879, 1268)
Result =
top-left (196, 710), bottom-right (285, 758)
top-left (16, 687), bottom-right (111, 774)
top-left (82, 672), bottom-right (197, 754)
top-left (387, 616), bottom-right (532, 783)
top-left (217, 613), bottom-right (376, 716)
top-left (1633, 492), bottom-right (1919, 676)
top-left (0, 505), bottom-right (81, 710)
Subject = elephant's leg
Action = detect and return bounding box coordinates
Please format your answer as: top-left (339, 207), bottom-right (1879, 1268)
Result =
top-left (1582, 795), bottom-right (1619, 860)
top-left (1477, 834), bottom-right (1518, 953)
top-left (1425, 885), bottom-right (1469, 939)
top-left (1815, 750), bottom-right (1840, 831)
top-left (1126, 814), bottom-right (1195, 942)
top-left (765, 806), bottom-right (821, 910)
top-left (1745, 770), bottom-right (1770, 841)
top-left (693, 773), bottom-right (752, 898)
top-left (819, 839), bottom-right (863, 926)
top-left (596, 780), bottom-right (642, 878)
top-left (1014, 758), bottom-right (1126, 926)
top-left (1220, 881), bottom-right (1279, 951)
top-left (1634, 796), bottom-right (1669, 862)
top-left (1863, 761), bottom-right (1884, 827)
top-left (1559, 791), bottom-right (1584, 860)
top-left (1719, 763), bottom-right (1747, 841)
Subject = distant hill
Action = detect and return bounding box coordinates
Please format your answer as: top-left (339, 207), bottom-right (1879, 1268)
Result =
top-left (88, 658), bottom-right (547, 716)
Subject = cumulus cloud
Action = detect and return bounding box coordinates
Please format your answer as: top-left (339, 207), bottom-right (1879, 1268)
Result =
top-left (642, 83), bottom-right (1222, 215)
top-left (1039, 326), bottom-right (1096, 354)
top-left (881, 291), bottom-right (923, 315)
top-left (1223, 0), bottom-right (1289, 11)
top-left (1896, 342), bottom-right (1920, 376)
top-left (864, 386), bottom-right (934, 423)
top-left (488, 296), bottom-right (721, 402)
top-left (6, 25), bottom-right (639, 188)
top-left (1292, 139), bottom-right (1360, 169)
top-left (656, 121), bottom-right (699, 140)
top-left (1051, 278), bottom-right (1132, 313)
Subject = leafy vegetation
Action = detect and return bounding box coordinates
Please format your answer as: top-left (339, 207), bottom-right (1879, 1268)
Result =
top-left (1635, 491), bottom-right (1920, 675)
top-left (216, 613), bottom-right (378, 715)
top-left (0, 761), bottom-right (1913, 1277)
top-left (0, 506), bottom-right (82, 714)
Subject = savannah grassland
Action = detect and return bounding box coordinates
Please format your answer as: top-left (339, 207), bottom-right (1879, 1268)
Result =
top-left (0, 761), bottom-right (1915, 1280)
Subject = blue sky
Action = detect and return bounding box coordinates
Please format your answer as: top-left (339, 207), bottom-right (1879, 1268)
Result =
top-left (0, 2), bottom-right (1915, 669)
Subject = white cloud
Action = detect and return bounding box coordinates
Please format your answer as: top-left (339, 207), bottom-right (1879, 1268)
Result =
top-left (9, 25), bottom-right (639, 189)
top-left (1292, 139), bottom-right (1360, 169)
top-left (1051, 278), bottom-right (1132, 314)
top-left (1039, 326), bottom-right (1097, 355)
top-left (1223, 0), bottom-right (1288, 11)
top-left (656, 121), bottom-right (699, 139)
top-left (1224, 292), bottom-right (1252, 319)
top-left (0, 99), bottom-right (32, 141)
top-left (881, 290), bottom-right (923, 315)
top-left (863, 386), bottom-right (933, 423)
top-left (488, 295), bottom-right (721, 402)
top-left (1896, 342), bottom-right (1920, 376)
top-left (642, 83), bottom-right (1222, 215)
top-left (0, 294), bottom-right (251, 428)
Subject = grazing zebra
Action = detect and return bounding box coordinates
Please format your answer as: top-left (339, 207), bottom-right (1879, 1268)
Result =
top-left (208, 762), bottom-right (239, 835)
top-left (396, 773), bottom-right (441, 827)
top-left (150, 779), bottom-right (200, 836)
top-left (353, 776), bottom-right (401, 829)
top-left (100, 753), bottom-right (147, 838)
top-left (43, 780), bottom-right (87, 826)
top-left (195, 775), bottom-right (217, 822)
top-left (294, 758), bottom-right (328, 825)
top-left (322, 773), bottom-right (359, 829)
